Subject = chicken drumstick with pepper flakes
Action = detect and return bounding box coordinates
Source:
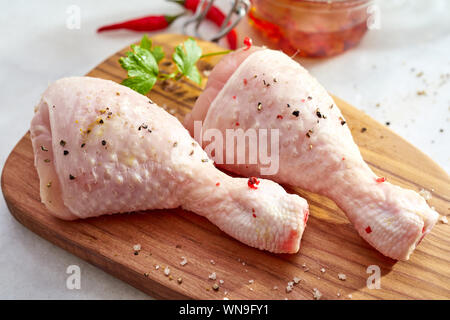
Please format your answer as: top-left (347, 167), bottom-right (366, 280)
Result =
top-left (30, 76), bottom-right (309, 253)
top-left (184, 47), bottom-right (439, 261)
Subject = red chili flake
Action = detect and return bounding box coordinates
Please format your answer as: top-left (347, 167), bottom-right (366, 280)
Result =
top-left (301, 99), bottom-right (305, 103)
top-left (216, 182), bottom-right (220, 187)
top-left (276, 114), bottom-right (283, 119)
top-left (247, 177), bottom-right (260, 190)
top-left (252, 208), bottom-right (255, 213)
top-left (365, 226), bottom-right (372, 234)
top-left (422, 226), bottom-right (425, 233)
top-left (342, 157), bottom-right (345, 161)
top-left (243, 36), bottom-right (253, 51)
top-left (375, 177), bottom-right (386, 183)
top-left (232, 95), bottom-right (236, 99)
top-left (303, 210), bottom-right (309, 225)
top-left (235, 122), bottom-right (240, 126)
top-left (252, 213), bottom-right (257, 218)
top-left (243, 78), bottom-right (248, 85)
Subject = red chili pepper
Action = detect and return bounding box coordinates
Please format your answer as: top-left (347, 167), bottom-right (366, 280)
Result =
top-left (375, 177), bottom-right (386, 183)
top-left (215, 182), bottom-right (220, 186)
top-left (248, 177), bottom-right (260, 190)
top-left (235, 122), bottom-right (240, 126)
top-left (243, 37), bottom-right (252, 51)
top-left (365, 226), bottom-right (372, 234)
top-left (172, 0), bottom-right (238, 49)
top-left (276, 114), bottom-right (283, 119)
top-left (97, 14), bottom-right (181, 32)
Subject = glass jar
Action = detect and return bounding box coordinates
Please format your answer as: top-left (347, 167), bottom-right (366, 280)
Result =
top-left (249, 0), bottom-right (374, 57)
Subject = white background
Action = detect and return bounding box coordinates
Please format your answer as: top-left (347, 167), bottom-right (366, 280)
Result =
top-left (0, 0), bottom-right (448, 299)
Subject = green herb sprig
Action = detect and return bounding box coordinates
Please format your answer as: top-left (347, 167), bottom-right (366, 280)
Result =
top-left (119, 35), bottom-right (230, 95)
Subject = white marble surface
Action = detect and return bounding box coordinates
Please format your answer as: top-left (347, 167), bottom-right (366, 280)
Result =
top-left (0, 0), bottom-right (448, 299)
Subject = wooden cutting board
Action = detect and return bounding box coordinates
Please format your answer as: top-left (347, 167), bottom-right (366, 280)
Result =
top-left (2, 33), bottom-right (449, 300)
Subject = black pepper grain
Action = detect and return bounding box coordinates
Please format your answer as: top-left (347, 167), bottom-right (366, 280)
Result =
top-left (63, 150), bottom-right (69, 156)
top-left (60, 140), bottom-right (66, 147)
top-left (101, 140), bottom-right (107, 146)
top-left (69, 174), bottom-right (75, 180)
top-left (292, 110), bottom-right (300, 117)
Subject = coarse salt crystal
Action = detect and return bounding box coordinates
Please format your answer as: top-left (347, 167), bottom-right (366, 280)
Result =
top-left (248, 279), bottom-right (254, 284)
top-left (180, 257), bottom-right (188, 266)
top-left (223, 297), bottom-right (229, 300)
top-left (320, 268), bottom-right (326, 273)
top-left (313, 288), bottom-right (322, 300)
top-left (210, 259), bottom-right (216, 265)
top-left (133, 244), bottom-right (141, 251)
top-left (348, 294), bottom-right (353, 299)
top-left (293, 277), bottom-right (300, 284)
top-left (286, 285), bottom-right (293, 293)
top-left (164, 266), bottom-right (170, 276)
top-left (338, 273), bottom-right (347, 281)
top-left (155, 265), bottom-right (160, 270)
top-left (219, 280), bottom-right (224, 284)
top-left (440, 216), bottom-right (448, 224)
top-left (209, 272), bottom-right (217, 280)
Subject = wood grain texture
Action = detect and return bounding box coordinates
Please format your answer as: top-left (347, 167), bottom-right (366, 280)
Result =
top-left (2, 33), bottom-right (449, 300)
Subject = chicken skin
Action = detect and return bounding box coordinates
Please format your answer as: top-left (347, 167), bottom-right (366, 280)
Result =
top-left (185, 48), bottom-right (439, 260)
top-left (30, 77), bottom-right (309, 253)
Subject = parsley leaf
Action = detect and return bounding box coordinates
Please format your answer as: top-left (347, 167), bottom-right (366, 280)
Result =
top-left (121, 75), bottom-right (156, 96)
top-left (119, 41), bottom-right (159, 94)
top-left (140, 35), bottom-right (164, 64)
top-left (119, 35), bottom-right (215, 95)
top-left (172, 38), bottom-right (202, 84)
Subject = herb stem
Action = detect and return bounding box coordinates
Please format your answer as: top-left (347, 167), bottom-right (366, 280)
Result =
top-left (200, 50), bottom-right (232, 58)
top-left (158, 72), bottom-right (178, 80)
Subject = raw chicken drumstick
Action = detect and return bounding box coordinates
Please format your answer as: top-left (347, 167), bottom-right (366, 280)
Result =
top-left (185, 48), bottom-right (439, 260)
top-left (30, 77), bottom-right (309, 253)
